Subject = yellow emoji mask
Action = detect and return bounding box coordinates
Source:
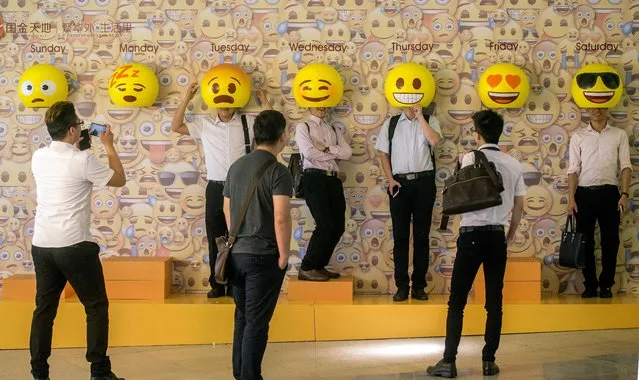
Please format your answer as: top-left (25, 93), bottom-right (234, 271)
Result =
top-left (572, 64), bottom-right (623, 108)
top-left (201, 64), bottom-right (252, 108)
top-left (293, 63), bottom-right (343, 108)
top-left (18, 64), bottom-right (68, 108)
top-left (384, 63), bottom-right (435, 107)
top-left (478, 63), bottom-right (530, 109)
top-left (108, 63), bottom-right (159, 107)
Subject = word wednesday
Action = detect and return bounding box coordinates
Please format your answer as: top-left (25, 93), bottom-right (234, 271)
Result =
top-left (289, 43), bottom-right (345, 52)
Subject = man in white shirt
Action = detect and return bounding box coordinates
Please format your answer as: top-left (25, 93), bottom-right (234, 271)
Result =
top-left (375, 105), bottom-right (441, 301)
top-left (296, 107), bottom-right (352, 281)
top-left (567, 107), bottom-right (632, 298)
top-left (427, 110), bottom-right (525, 378)
top-left (30, 101), bottom-right (126, 380)
top-left (171, 82), bottom-right (269, 298)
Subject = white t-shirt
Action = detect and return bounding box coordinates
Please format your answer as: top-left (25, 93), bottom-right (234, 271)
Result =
top-left (460, 144), bottom-right (526, 228)
top-left (186, 113), bottom-right (255, 182)
top-left (31, 141), bottom-right (114, 248)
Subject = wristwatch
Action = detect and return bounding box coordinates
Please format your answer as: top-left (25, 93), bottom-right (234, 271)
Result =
top-left (621, 192), bottom-right (629, 198)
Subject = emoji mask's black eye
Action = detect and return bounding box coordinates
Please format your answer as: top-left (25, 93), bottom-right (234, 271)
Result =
top-left (396, 78), bottom-right (404, 89)
top-left (413, 78), bottom-right (422, 89)
top-left (228, 83), bottom-right (236, 93)
top-left (212, 83), bottom-right (220, 93)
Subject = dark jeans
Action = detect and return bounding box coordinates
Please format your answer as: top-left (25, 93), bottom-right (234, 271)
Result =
top-left (30, 241), bottom-right (111, 378)
top-left (389, 175), bottom-right (436, 290)
top-left (231, 253), bottom-right (285, 380)
top-left (300, 173), bottom-right (346, 271)
top-left (575, 185), bottom-right (621, 290)
top-left (444, 230), bottom-right (507, 362)
top-left (207, 181), bottom-right (228, 289)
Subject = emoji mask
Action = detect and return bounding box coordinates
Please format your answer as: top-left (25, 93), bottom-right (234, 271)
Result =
top-left (477, 63), bottom-right (530, 108)
top-left (293, 63), bottom-right (344, 108)
top-left (571, 63), bottom-right (623, 108)
top-left (18, 64), bottom-right (68, 108)
top-left (384, 62), bottom-right (435, 107)
top-left (108, 63), bottom-right (159, 107)
top-left (201, 64), bottom-right (251, 108)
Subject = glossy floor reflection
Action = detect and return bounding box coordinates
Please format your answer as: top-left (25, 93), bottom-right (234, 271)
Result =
top-left (2, 329), bottom-right (639, 379)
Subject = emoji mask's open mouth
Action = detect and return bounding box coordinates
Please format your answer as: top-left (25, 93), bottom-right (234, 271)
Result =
top-left (393, 92), bottom-right (424, 104)
top-left (124, 95), bottom-right (137, 102)
top-left (584, 91), bottom-right (614, 103)
top-left (31, 98), bottom-right (44, 103)
top-left (302, 95), bottom-right (330, 102)
top-left (488, 92), bottom-right (519, 104)
top-left (214, 95), bottom-right (235, 104)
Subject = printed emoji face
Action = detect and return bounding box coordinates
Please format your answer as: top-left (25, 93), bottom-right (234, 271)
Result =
top-left (108, 63), bottom-right (159, 107)
top-left (478, 63), bottom-right (530, 108)
top-left (153, 199), bottom-right (182, 226)
top-left (524, 184), bottom-right (552, 217)
top-left (349, 90), bottom-right (387, 130)
top-left (524, 88), bottom-right (560, 129)
top-left (540, 125), bottom-right (567, 157)
top-left (201, 64), bottom-right (252, 108)
top-left (438, 79), bottom-right (481, 125)
top-left (91, 190), bottom-right (119, 219)
top-left (18, 64), bottom-right (68, 108)
top-left (384, 63), bottom-right (435, 107)
top-left (180, 184), bottom-right (206, 217)
top-left (293, 63), bottom-right (343, 108)
top-left (572, 64), bottom-right (623, 109)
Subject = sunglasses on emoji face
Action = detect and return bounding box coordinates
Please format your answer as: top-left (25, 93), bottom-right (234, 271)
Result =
top-left (576, 72), bottom-right (620, 90)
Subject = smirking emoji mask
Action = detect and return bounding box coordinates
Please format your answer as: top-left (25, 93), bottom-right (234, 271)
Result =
top-left (293, 63), bottom-right (344, 108)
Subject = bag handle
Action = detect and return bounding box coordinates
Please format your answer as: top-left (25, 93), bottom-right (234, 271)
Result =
top-left (565, 214), bottom-right (575, 232)
top-left (228, 159), bottom-right (276, 247)
top-left (473, 150), bottom-right (501, 191)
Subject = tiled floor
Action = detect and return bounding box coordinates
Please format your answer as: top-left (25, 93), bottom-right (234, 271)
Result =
top-left (3, 329), bottom-right (639, 379)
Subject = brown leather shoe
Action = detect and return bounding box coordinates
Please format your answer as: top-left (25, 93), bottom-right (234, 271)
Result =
top-left (319, 268), bottom-right (340, 279)
top-left (298, 269), bottom-right (330, 282)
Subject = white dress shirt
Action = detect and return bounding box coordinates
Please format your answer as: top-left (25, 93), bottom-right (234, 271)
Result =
top-left (296, 115), bottom-right (352, 172)
top-left (31, 141), bottom-right (114, 248)
top-left (460, 144), bottom-right (526, 228)
top-left (187, 113), bottom-right (255, 181)
top-left (567, 123), bottom-right (632, 187)
top-left (375, 113), bottom-right (442, 174)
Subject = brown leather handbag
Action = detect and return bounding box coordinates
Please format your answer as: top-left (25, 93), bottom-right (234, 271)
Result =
top-left (214, 159), bottom-right (276, 285)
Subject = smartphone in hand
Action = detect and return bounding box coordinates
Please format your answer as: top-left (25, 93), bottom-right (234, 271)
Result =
top-left (79, 129), bottom-right (91, 151)
top-left (88, 122), bottom-right (107, 136)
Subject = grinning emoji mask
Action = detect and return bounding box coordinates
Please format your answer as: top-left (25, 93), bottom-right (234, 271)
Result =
top-left (293, 63), bottom-right (344, 108)
top-left (201, 64), bottom-right (252, 108)
top-left (108, 63), bottom-right (159, 107)
top-left (18, 64), bottom-right (68, 108)
top-left (384, 62), bottom-right (435, 107)
top-left (572, 64), bottom-right (623, 109)
top-left (477, 63), bottom-right (530, 109)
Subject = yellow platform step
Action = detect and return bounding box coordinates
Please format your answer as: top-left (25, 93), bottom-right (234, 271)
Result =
top-left (287, 276), bottom-right (353, 303)
top-left (102, 256), bottom-right (172, 300)
top-left (474, 257), bottom-right (541, 303)
top-left (2, 273), bottom-right (75, 301)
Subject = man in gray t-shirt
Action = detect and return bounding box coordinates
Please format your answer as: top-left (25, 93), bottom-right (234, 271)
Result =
top-left (222, 110), bottom-right (292, 380)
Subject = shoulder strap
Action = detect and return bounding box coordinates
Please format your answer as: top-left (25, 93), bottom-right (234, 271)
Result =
top-left (241, 114), bottom-right (250, 155)
top-left (228, 159), bottom-right (276, 247)
top-left (472, 150), bottom-right (501, 190)
top-left (388, 114), bottom-right (401, 158)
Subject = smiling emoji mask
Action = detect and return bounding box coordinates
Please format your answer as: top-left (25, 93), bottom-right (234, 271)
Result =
top-left (293, 63), bottom-right (344, 108)
top-left (572, 63), bottom-right (623, 108)
top-left (18, 64), bottom-right (68, 108)
top-left (478, 63), bottom-right (530, 109)
top-left (108, 63), bottom-right (159, 107)
top-left (384, 62), bottom-right (435, 107)
top-left (201, 64), bottom-right (252, 108)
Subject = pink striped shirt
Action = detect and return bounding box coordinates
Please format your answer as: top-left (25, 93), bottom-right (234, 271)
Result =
top-left (296, 115), bottom-right (352, 172)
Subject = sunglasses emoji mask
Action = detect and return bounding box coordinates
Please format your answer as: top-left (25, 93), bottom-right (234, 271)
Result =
top-left (293, 63), bottom-right (344, 108)
top-left (201, 64), bottom-right (252, 108)
top-left (572, 64), bottom-right (623, 108)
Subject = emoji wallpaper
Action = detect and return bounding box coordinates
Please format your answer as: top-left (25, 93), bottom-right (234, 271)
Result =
top-left (0, 0), bottom-right (638, 297)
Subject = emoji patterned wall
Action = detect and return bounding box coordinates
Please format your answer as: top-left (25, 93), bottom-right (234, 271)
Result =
top-left (0, 0), bottom-right (638, 296)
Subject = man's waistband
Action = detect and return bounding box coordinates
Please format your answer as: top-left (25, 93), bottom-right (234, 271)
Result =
top-left (304, 168), bottom-right (338, 177)
top-left (208, 180), bottom-right (226, 186)
top-left (579, 184), bottom-right (617, 191)
top-left (460, 225), bottom-right (504, 234)
top-left (393, 170), bottom-right (434, 181)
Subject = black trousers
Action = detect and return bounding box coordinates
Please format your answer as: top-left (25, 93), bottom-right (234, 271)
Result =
top-left (389, 175), bottom-right (436, 290)
top-left (30, 241), bottom-right (111, 378)
top-left (300, 173), bottom-right (346, 271)
top-left (230, 254), bottom-right (285, 380)
top-left (206, 181), bottom-right (228, 288)
top-left (443, 230), bottom-right (507, 362)
top-left (574, 185), bottom-right (621, 290)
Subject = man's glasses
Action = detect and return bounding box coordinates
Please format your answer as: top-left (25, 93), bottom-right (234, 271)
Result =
top-left (576, 72), bottom-right (620, 90)
top-left (71, 120), bottom-right (85, 128)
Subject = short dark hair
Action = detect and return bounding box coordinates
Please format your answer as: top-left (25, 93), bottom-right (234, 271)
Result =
top-left (45, 101), bottom-right (78, 141)
top-left (254, 110), bottom-right (286, 146)
top-left (472, 110), bottom-right (503, 144)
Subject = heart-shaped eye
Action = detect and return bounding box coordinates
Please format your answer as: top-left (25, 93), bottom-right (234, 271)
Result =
top-left (506, 74), bottom-right (521, 89)
top-left (487, 74), bottom-right (502, 88)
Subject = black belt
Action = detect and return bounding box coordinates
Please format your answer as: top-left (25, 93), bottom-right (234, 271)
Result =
top-left (580, 185), bottom-right (616, 191)
top-left (209, 180), bottom-right (225, 186)
top-left (304, 168), bottom-right (338, 177)
top-left (394, 170), bottom-right (434, 181)
top-left (460, 225), bottom-right (504, 233)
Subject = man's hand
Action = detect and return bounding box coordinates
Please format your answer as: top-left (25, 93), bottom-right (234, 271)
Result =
top-left (313, 141), bottom-right (327, 152)
top-left (256, 88), bottom-right (268, 106)
top-left (278, 255), bottom-right (288, 270)
top-left (567, 198), bottom-right (578, 215)
top-left (388, 178), bottom-right (402, 197)
top-left (100, 125), bottom-right (115, 148)
top-left (506, 230), bottom-right (516, 245)
top-left (619, 194), bottom-right (628, 214)
top-left (185, 82), bottom-right (199, 102)
top-left (412, 105), bottom-right (424, 120)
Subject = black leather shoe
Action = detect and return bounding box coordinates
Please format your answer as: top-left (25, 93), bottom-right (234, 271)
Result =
top-left (483, 361), bottom-right (500, 376)
top-left (412, 288), bottom-right (429, 300)
top-left (207, 286), bottom-right (225, 299)
top-left (581, 288), bottom-right (597, 298)
top-left (393, 287), bottom-right (409, 302)
top-left (426, 359), bottom-right (457, 378)
top-left (319, 268), bottom-right (340, 279)
top-left (600, 288), bottom-right (613, 298)
top-left (90, 372), bottom-right (124, 380)
top-left (298, 269), bottom-right (329, 281)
